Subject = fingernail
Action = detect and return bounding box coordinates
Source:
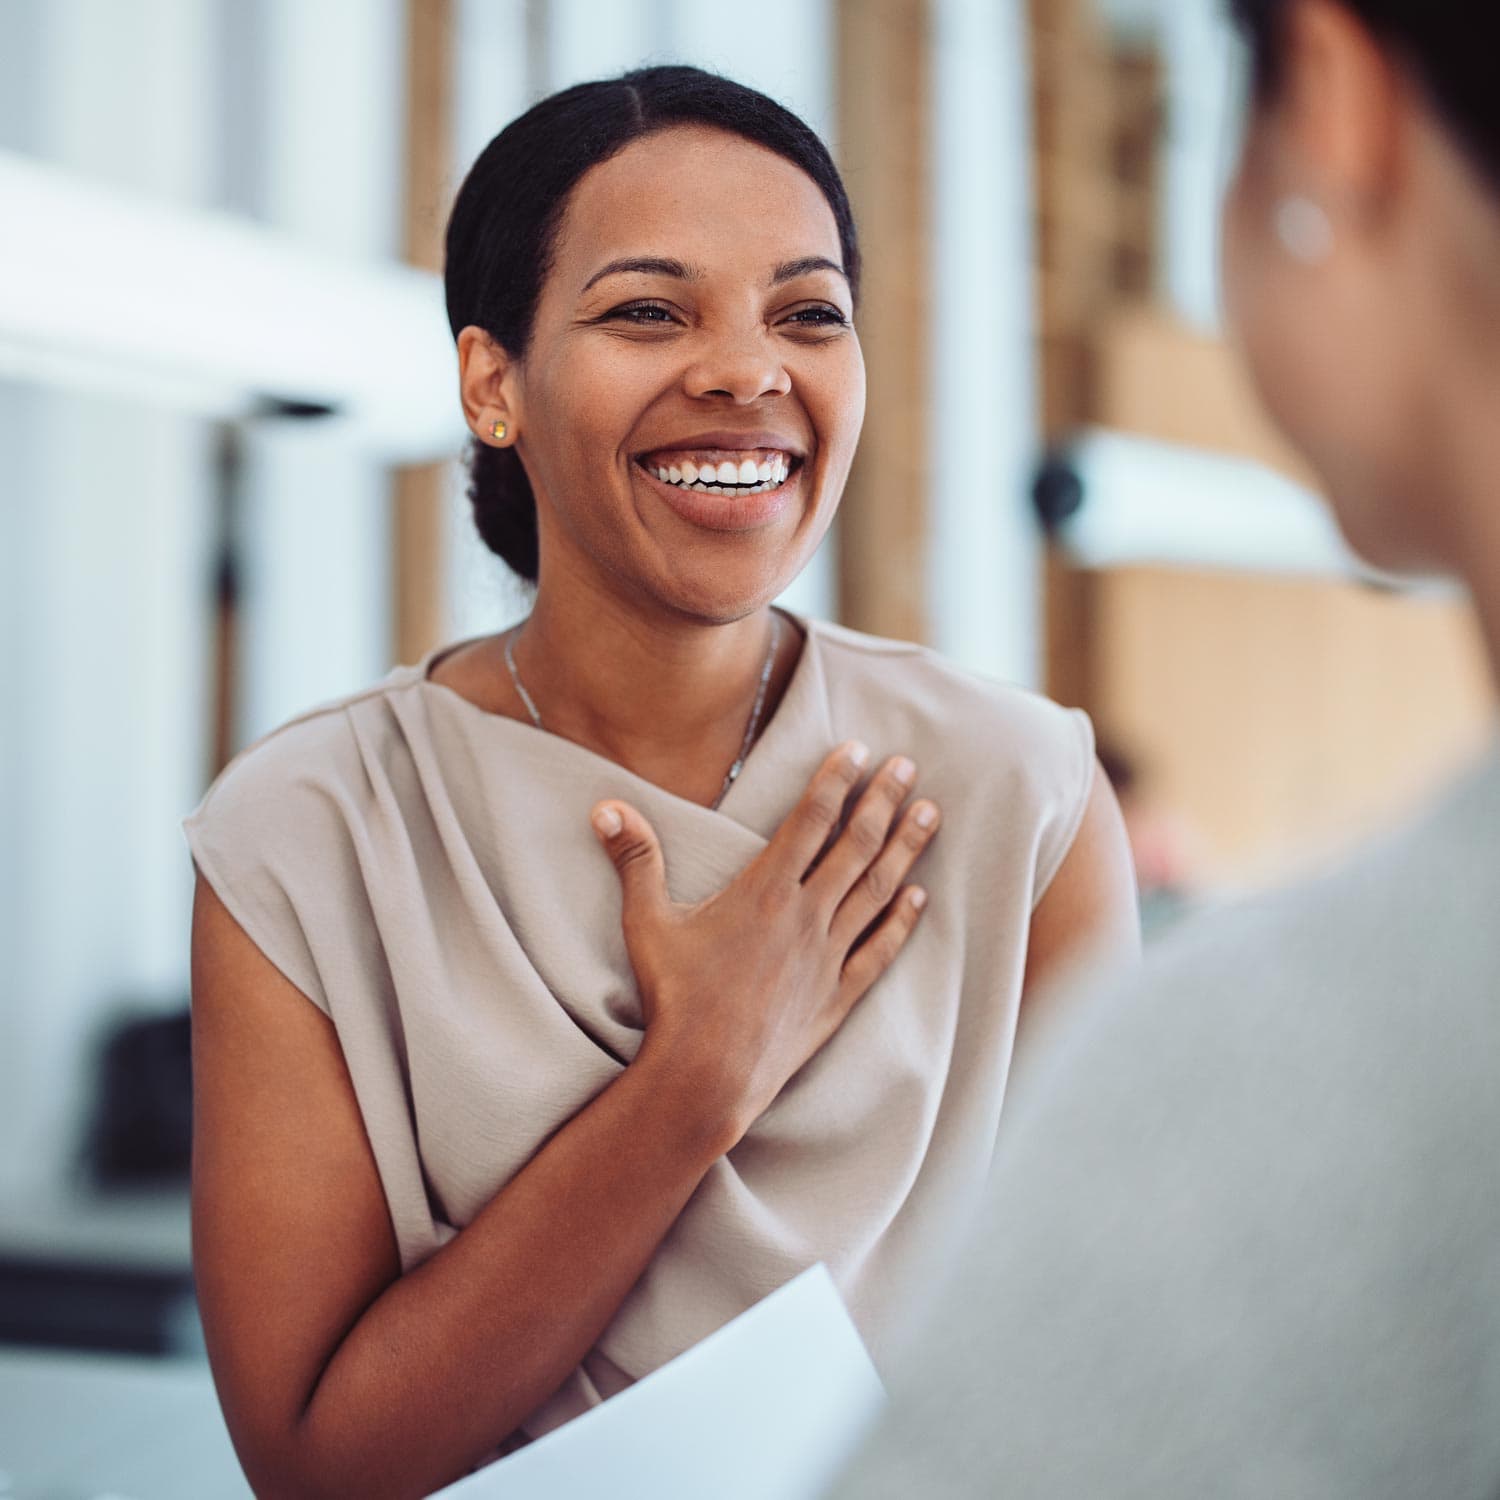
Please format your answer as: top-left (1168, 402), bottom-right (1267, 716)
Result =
top-left (846, 741), bottom-right (871, 771)
top-left (593, 806), bottom-right (622, 838)
top-left (909, 887), bottom-right (928, 911)
top-left (891, 756), bottom-right (916, 787)
top-left (914, 802), bottom-right (938, 829)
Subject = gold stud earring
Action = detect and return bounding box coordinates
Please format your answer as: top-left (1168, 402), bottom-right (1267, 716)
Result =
top-left (490, 418), bottom-right (508, 442)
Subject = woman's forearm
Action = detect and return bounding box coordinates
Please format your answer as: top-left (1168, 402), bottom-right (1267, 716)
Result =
top-left (277, 1039), bottom-right (737, 1500)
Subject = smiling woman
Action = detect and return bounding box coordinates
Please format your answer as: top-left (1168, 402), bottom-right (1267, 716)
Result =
top-left (181, 65), bottom-right (1139, 1499)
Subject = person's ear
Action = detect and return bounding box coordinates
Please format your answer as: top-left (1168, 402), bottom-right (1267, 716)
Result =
top-left (1274, 0), bottom-right (1404, 227)
top-left (457, 325), bottom-right (522, 447)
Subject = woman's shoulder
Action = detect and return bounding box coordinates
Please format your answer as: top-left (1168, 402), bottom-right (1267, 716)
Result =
top-left (804, 618), bottom-right (1096, 890)
top-left (806, 615), bottom-right (1092, 766)
top-left (185, 662), bottom-right (426, 832)
top-left (181, 665), bottom-right (436, 1010)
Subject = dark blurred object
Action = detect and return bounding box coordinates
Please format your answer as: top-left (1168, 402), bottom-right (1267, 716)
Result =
top-left (82, 1007), bottom-right (193, 1188)
top-left (1096, 741), bottom-right (1137, 798)
top-left (0, 1006), bottom-right (199, 1356)
top-left (1032, 447), bottom-right (1086, 533)
top-left (0, 1255), bottom-right (199, 1357)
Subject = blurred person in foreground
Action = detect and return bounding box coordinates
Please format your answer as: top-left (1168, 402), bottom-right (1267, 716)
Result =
top-left (832, 0), bottom-right (1500, 1495)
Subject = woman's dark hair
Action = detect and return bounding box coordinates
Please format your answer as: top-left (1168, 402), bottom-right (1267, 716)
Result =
top-left (1230, 1), bottom-right (1500, 192)
top-left (444, 65), bottom-right (861, 584)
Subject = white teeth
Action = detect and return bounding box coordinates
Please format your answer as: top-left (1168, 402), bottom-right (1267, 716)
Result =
top-left (644, 452), bottom-right (797, 494)
top-left (671, 478), bottom-right (781, 496)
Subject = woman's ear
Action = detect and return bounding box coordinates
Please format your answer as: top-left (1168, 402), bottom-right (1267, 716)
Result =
top-left (457, 325), bottom-right (521, 446)
top-left (1275, 0), bottom-right (1403, 216)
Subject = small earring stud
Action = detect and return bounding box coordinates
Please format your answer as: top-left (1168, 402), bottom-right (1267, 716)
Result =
top-left (1274, 195), bottom-right (1334, 265)
top-left (489, 419), bottom-right (508, 442)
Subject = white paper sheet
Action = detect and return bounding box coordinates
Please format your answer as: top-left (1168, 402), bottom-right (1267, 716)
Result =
top-left (431, 1263), bottom-right (885, 1500)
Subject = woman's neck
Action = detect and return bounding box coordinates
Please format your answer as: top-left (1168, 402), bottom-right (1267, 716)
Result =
top-left (510, 582), bottom-right (799, 807)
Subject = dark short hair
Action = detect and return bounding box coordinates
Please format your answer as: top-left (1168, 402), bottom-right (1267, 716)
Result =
top-left (444, 65), bottom-right (861, 584)
top-left (1229, 1), bottom-right (1499, 192)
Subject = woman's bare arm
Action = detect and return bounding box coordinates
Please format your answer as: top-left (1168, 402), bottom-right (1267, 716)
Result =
top-left (191, 744), bottom-right (939, 1499)
top-left (1018, 760), bottom-right (1141, 1039)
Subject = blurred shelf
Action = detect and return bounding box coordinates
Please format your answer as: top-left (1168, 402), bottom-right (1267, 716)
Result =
top-left (0, 1183), bottom-right (190, 1274)
top-left (0, 1184), bottom-right (199, 1358)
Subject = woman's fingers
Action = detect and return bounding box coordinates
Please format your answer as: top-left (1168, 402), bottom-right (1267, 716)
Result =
top-left (762, 741), bottom-right (872, 880)
top-left (592, 801), bottom-right (670, 935)
top-left (803, 755), bottom-right (918, 908)
top-left (829, 799), bottom-right (941, 950)
top-left (837, 886), bottom-right (929, 1006)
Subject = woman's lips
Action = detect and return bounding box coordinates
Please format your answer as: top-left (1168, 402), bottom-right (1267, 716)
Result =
top-left (634, 458), bottom-right (803, 533)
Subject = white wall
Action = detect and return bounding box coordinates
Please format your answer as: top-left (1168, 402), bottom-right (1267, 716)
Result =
top-left (0, 0), bottom-right (410, 1197)
top-left (0, 0), bottom-right (219, 1196)
top-left (1162, 0), bottom-right (1245, 331)
top-left (235, 0), bottom-right (404, 739)
top-left (928, 0), bottom-right (1040, 685)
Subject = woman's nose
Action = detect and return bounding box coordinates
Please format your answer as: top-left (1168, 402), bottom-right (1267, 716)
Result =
top-left (682, 332), bottom-right (792, 404)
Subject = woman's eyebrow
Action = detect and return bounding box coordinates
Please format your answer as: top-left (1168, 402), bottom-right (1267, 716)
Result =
top-left (580, 256), bottom-right (703, 293)
top-left (770, 256), bottom-right (848, 286)
top-left (579, 254), bottom-right (849, 296)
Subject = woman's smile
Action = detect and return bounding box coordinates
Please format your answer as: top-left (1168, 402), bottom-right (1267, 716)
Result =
top-left (629, 426), bottom-right (807, 533)
top-left (632, 449), bottom-right (805, 533)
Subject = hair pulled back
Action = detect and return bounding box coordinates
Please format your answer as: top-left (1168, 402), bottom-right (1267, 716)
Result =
top-left (444, 65), bottom-right (861, 584)
top-left (1230, 0), bottom-right (1500, 193)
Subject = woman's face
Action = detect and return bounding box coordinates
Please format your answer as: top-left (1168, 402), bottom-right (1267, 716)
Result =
top-left (1221, 100), bottom-right (1420, 572)
top-left (501, 124), bottom-right (864, 623)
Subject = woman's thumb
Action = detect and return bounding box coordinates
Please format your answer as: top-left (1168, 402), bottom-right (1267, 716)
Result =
top-left (591, 802), bottom-right (668, 916)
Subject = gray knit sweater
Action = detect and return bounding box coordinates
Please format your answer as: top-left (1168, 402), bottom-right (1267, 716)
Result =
top-left (831, 743), bottom-right (1500, 1499)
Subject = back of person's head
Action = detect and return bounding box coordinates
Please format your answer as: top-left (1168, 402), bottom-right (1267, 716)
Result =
top-left (1230, 1), bottom-right (1499, 190)
top-left (1219, 0), bottom-right (1500, 581)
top-left (444, 66), bottom-right (860, 585)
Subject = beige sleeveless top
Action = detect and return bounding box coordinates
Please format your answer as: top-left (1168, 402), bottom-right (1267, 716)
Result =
top-left (182, 614), bottom-right (1094, 1445)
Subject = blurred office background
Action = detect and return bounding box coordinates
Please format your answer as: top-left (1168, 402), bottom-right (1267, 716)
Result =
top-left (0, 0), bottom-right (1493, 1494)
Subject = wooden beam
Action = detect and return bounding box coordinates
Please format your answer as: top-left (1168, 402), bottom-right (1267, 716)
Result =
top-left (1028, 0), bottom-right (1114, 440)
top-left (392, 0), bottom-right (454, 667)
top-left (835, 0), bottom-right (931, 643)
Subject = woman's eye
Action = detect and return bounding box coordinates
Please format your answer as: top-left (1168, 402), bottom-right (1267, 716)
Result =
top-left (785, 306), bottom-right (849, 329)
top-left (604, 303), bottom-right (676, 325)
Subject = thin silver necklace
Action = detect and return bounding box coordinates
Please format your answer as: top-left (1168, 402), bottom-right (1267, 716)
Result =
top-left (504, 613), bottom-right (783, 810)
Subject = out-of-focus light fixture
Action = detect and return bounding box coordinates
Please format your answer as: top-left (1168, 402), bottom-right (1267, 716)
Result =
top-left (1033, 428), bottom-right (1451, 594)
top-left (0, 150), bottom-right (466, 461)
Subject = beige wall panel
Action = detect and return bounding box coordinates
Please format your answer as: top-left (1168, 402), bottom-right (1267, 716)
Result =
top-left (393, 0), bottom-right (454, 667)
top-left (1090, 567), bottom-right (1495, 884)
top-left (1095, 306), bottom-right (1316, 483)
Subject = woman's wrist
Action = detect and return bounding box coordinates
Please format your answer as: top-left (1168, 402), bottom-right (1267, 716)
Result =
top-left (626, 1026), bottom-right (751, 1162)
